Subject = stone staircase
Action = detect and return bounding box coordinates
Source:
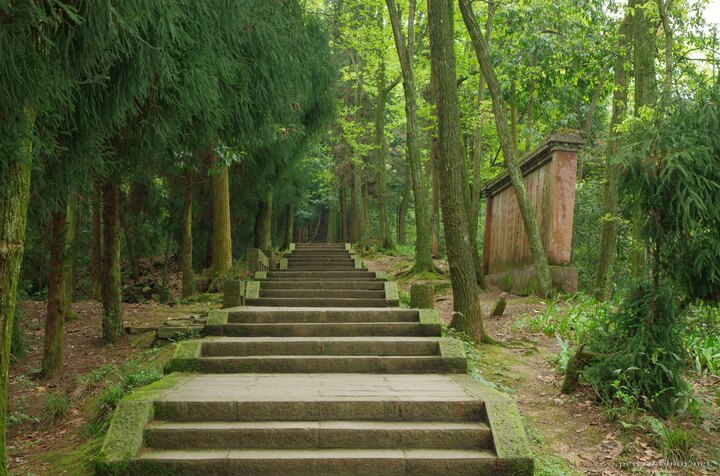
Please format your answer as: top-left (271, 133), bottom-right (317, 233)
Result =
top-left (97, 243), bottom-right (533, 475)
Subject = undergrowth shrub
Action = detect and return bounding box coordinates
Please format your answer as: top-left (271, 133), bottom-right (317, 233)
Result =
top-left (583, 282), bottom-right (687, 417)
top-left (40, 394), bottom-right (71, 426)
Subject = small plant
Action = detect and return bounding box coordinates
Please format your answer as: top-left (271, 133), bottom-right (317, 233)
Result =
top-left (398, 291), bottom-right (410, 308)
top-left (643, 416), bottom-right (696, 463)
top-left (8, 411), bottom-right (38, 427)
top-left (40, 394), bottom-right (70, 426)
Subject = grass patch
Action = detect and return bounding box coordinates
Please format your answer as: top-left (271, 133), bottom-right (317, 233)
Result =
top-left (39, 437), bottom-right (101, 476)
top-left (40, 394), bottom-right (70, 426)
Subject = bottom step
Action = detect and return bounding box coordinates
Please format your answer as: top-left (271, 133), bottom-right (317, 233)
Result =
top-left (135, 448), bottom-right (531, 475)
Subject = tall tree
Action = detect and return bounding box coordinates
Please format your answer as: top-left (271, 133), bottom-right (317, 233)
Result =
top-left (209, 148), bottom-right (233, 275)
top-left (181, 170), bottom-right (194, 298)
top-left (386, 0), bottom-right (435, 272)
top-left (460, 0), bottom-right (553, 296)
top-left (428, 0), bottom-right (489, 342)
top-left (595, 12), bottom-right (631, 300)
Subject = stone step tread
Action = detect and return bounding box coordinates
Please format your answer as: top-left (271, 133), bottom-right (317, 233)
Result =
top-left (205, 337), bottom-right (438, 342)
top-left (137, 448), bottom-right (497, 460)
top-left (206, 322), bottom-right (438, 337)
top-left (260, 290), bottom-right (386, 298)
top-left (260, 282), bottom-right (385, 289)
top-left (146, 421), bottom-right (489, 431)
top-left (247, 299), bottom-right (396, 308)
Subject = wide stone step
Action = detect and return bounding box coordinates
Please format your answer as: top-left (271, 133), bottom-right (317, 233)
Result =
top-left (205, 322), bottom-right (437, 337)
top-left (260, 289), bottom-right (386, 299)
top-left (260, 281), bottom-right (386, 290)
top-left (184, 355), bottom-right (465, 373)
top-left (202, 337), bottom-right (439, 356)
top-left (134, 448), bottom-right (509, 475)
top-left (154, 398), bottom-right (485, 422)
top-left (286, 265), bottom-right (358, 270)
top-left (226, 308), bottom-right (419, 323)
top-left (144, 420), bottom-right (492, 450)
top-left (246, 298), bottom-right (395, 308)
top-left (267, 271), bottom-right (377, 279)
top-left (287, 257), bottom-right (354, 262)
top-left (289, 251), bottom-right (353, 256)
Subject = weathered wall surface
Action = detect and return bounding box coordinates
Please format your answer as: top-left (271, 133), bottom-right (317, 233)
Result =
top-left (482, 134), bottom-right (583, 294)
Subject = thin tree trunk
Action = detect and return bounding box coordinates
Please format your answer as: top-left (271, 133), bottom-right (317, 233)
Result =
top-left (595, 13), bottom-right (631, 300)
top-left (525, 52), bottom-right (537, 153)
top-left (42, 211), bottom-right (67, 378)
top-left (386, 0), bottom-right (434, 272)
top-left (119, 198), bottom-right (139, 282)
top-left (63, 196), bottom-right (77, 321)
top-left (429, 0), bottom-right (489, 343)
top-left (181, 171), bottom-right (194, 298)
top-left (101, 180), bottom-right (123, 343)
top-left (397, 165), bottom-right (410, 245)
top-left (90, 182), bottom-right (102, 301)
top-left (374, 59), bottom-right (397, 250)
top-left (578, 64), bottom-right (610, 180)
top-left (460, 0), bottom-right (553, 296)
top-left (255, 190), bottom-right (273, 250)
top-left (630, 0), bottom-right (658, 279)
top-left (351, 160), bottom-right (368, 249)
top-left (209, 145), bottom-right (232, 275)
top-left (340, 186), bottom-right (348, 243)
top-left (431, 132), bottom-right (441, 258)
top-left (510, 79), bottom-right (520, 158)
top-left (283, 204), bottom-right (294, 249)
top-left (0, 115), bottom-right (33, 471)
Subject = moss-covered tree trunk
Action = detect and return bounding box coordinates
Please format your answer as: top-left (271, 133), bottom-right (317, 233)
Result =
top-left (350, 160), bottom-right (367, 249)
top-left (209, 146), bottom-right (232, 275)
top-left (91, 181), bottom-right (102, 300)
top-left (283, 203), bottom-right (294, 250)
top-left (255, 190), bottom-right (273, 250)
top-left (386, 0), bottom-right (434, 272)
top-left (460, 0), bottom-right (552, 296)
top-left (101, 180), bottom-right (123, 344)
top-left (42, 210), bottom-right (67, 378)
top-left (374, 58), bottom-right (396, 250)
top-left (181, 171), bottom-right (194, 299)
top-left (0, 122), bottom-right (33, 472)
top-left (62, 196), bottom-right (77, 321)
top-left (397, 166), bottom-right (410, 246)
top-left (430, 132), bottom-right (441, 258)
top-left (339, 186), bottom-right (348, 243)
top-left (629, 0), bottom-right (657, 280)
top-left (429, 0), bottom-right (490, 343)
top-left (595, 13), bottom-right (630, 300)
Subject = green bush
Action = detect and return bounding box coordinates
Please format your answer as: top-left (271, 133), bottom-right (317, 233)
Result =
top-left (583, 282), bottom-right (687, 417)
top-left (41, 394), bottom-right (71, 426)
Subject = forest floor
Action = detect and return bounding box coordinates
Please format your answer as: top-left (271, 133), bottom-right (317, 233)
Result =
top-left (6, 252), bottom-right (720, 475)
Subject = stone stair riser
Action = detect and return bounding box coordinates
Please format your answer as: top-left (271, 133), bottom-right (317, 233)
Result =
top-left (226, 309), bottom-right (419, 323)
top-left (260, 290), bottom-right (387, 299)
top-left (259, 281), bottom-right (386, 290)
top-left (204, 322), bottom-right (439, 338)
top-left (246, 298), bottom-right (396, 308)
top-left (202, 340), bottom-right (438, 356)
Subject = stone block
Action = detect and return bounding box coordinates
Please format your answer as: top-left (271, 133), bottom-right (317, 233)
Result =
top-left (222, 280), bottom-right (245, 308)
top-left (410, 284), bottom-right (435, 309)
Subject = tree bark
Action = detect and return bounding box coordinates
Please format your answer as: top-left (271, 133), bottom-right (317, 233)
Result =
top-left (181, 170), bottom-right (194, 299)
top-left (397, 165), bottom-right (410, 246)
top-left (63, 196), bottom-right (77, 321)
top-left (431, 131), bottom-right (441, 258)
top-left (119, 195), bottom-right (139, 282)
top-left (595, 13), bottom-right (631, 300)
top-left (101, 180), bottom-right (123, 344)
top-left (42, 211), bottom-right (67, 379)
top-left (0, 119), bottom-right (33, 472)
top-left (91, 182), bottom-right (102, 300)
top-left (429, 0), bottom-right (490, 343)
top-left (351, 160), bottom-right (368, 249)
top-left (460, 0), bottom-right (553, 296)
top-left (209, 146), bottom-right (232, 275)
top-left (340, 186), bottom-right (348, 243)
top-left (283, 203), bottom-right (294, 250)
top-left (386, 0), bottom-right (434, 272)
top-left (374, 58), bottom-right (397, 250)
top-left (255, 190), bottom-right (273, 250)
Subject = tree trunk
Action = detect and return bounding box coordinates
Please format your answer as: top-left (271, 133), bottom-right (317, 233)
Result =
top-left (595, 15), bottom-right (631, 300)
top-left (351, 160), bottom-right (368, 249)
top-left (524, 52), bottom-right (537, 153)
top-left (460, 0), bottom-right (553, 296)
top-left (209, 146), bottom-right (232, 275)
top-left (429, 0), bottom-right (489, 343)
top-left (283, 204), bottom-right (294, 249)
top-left (340, 186), bottom-right (348, 242)
top-left (397, 165), bottom-right (410, 246)
top-left (510, 79), bottom-right (520, 158)
top-left (63, 196), bottom-right (78, 321)
top-left (101, 180), bottom-right (123, 344)
top-left (386, 0), bottom-right (434, 272)
top-left (42, 210), bottom-right (67, 378)
top-left (0, 119), bottom-right (33, 472)
top-left (375, 60), bottom-right (395, 250)
top-left (91, 181), bottom-right (102, 300)
top-left (578, 65), bottom-right (610, 180)
top-left (119, 197), bottom-right (139, 282)
top-left (255, 190), bottom-right (273, 250)
top-left (181, 171), bottom-right (194, 298)
top-left (431, 132), bottom-right (441, 258)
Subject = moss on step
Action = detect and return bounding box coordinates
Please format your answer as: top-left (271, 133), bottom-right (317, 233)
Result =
top-left (95, 373), bottom-right (191, 475)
